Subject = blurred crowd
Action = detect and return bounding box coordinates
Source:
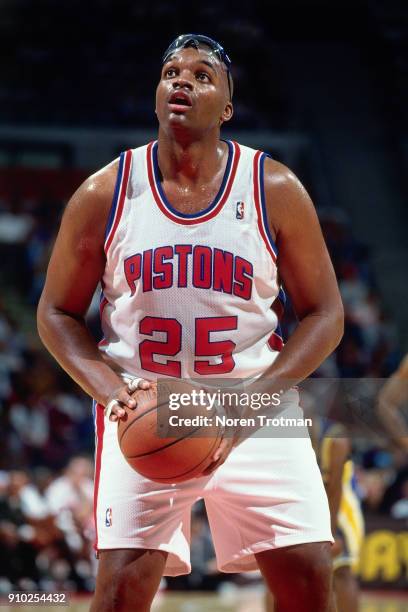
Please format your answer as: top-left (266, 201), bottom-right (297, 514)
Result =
top-left (317, 208), bottom-right (408, 525)
top-left (301, 207), bottom-right (400, 380)
top-left (0, 184), bottom-right (97, 591)
top-left (0, 458), bottom-right (95, 594)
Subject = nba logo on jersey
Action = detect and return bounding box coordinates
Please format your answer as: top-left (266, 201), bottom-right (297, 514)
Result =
top-left (236, 201), bottom-right (245, 219)
top-left (105, 507), bottom-right (112, 527)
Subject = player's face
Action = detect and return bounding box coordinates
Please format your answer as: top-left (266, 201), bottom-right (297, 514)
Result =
top-left (155, 46), bottom-right (233, 134)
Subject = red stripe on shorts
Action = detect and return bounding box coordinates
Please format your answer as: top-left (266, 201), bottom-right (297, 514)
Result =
top-left (93, 403), bottom-right (105, 551)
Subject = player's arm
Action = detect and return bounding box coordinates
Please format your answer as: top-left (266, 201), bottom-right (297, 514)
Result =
top-left (37, 162), bottom-right (143, 418)
top-left (260, 158), bottom-right (344, 386)
top-left (325, 438), bottom-right (350, 541)
top-left (376, 355), bottom-right (408, 452)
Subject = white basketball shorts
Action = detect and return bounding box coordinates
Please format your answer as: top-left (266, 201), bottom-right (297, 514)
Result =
top-left (93, 389), bottom-right (333, 576)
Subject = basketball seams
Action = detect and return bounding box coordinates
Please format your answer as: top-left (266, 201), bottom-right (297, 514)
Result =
top-left (125, 424), bottom-right (207, 458)
top-left (117, 404), bottom-right (162, 444)
top-left (134, 434), bottom-right (222, 482)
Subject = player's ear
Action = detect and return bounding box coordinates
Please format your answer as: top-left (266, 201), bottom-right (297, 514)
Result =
top-left (220, 101), bottom-right (233, 125)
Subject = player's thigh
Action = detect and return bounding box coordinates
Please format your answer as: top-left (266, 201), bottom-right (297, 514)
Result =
top-left (92, 548), bottom-right (168, 612)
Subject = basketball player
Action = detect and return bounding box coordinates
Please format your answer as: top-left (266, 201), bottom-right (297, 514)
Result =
top-left (310, 418), bottom-right (364, 612)
top-left (377, 354), bottom-right (408, 453)
top-left (37, 35), bottom-right (344, 611)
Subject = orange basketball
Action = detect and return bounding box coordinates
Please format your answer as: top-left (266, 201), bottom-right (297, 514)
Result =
top-left (117, 381), bottom-right (223, 483)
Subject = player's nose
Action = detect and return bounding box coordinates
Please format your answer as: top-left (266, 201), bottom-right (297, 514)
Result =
top-left (172, 77), bottom-right (193, 91)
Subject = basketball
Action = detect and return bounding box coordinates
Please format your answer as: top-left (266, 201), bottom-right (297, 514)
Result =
top-left (117, 381), bottom-right (223, 483)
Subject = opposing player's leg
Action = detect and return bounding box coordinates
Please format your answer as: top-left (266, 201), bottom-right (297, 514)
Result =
top-left (256, 542), bottom-right (334, 612)
top-left (333, 565), bottom-right (359, 612)
top-left (90, 549), bottom-right (167, 612)
top-left (332, 480), bottom-right (364, 612)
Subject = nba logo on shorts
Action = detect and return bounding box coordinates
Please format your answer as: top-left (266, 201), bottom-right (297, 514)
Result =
top-left (105, 507), bottom-right (112, 527)
top-left (236, 201), bottom-right (245, 219)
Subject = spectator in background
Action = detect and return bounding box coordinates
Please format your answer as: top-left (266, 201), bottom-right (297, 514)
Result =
top-left (0, 194), bottom-right (34, 245)
top-left (3, 352), bottom-right (94, 470)
top-left (0, 470), bottom-right (59, 591)
top-left (0, 462), bottom-right (96, 594)
top-left (45, 456), bottom-right (94, 547)
top-left (390, 478), bottom-right (408, 520)
top-left (45, 457), bottom-right (95, 592)
top-left (358, 468), bottom-right (392, 515)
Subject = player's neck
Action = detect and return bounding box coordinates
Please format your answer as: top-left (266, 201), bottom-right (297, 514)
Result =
top-left (157, 129), bottom-right (225, 185)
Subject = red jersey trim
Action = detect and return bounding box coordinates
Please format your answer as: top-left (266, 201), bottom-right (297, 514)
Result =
top-left (93, 402), bottom-right (105, 551)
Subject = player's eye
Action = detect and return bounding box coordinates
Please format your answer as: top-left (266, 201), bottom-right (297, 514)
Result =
top-left (196, 72), bottom-right (210, 82)
top-left (165, 68), bottom-right (177, 78)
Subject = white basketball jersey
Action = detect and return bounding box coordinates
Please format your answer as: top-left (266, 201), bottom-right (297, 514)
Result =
top-left (99, 140), bottom-right (284, 380)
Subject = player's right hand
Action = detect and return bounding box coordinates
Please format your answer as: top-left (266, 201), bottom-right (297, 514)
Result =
top-left (105, 378), bottom-right (152, 422)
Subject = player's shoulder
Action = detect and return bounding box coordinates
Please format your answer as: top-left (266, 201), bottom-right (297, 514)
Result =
top-left (254, 151), bottom-right (315, 228)
top-left (235, 140), bottom-right (308, 201)
top-left (234, 141), bottom-right (297, 186)
top-left (261, 155), bottom-right (306, 198)
top-left (63, 157), bottom-right (120, 226)
top-left (77, 143), bottom-right (147, 204)
top-left (78, 157), bottom-right (120, 204)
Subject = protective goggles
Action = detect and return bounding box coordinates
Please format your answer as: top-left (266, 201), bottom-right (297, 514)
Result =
top-left (162, 34), bottom-right (232, 99)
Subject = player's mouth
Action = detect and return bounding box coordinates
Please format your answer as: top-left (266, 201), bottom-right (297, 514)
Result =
top-left (168, 91), bottom-right (193, 113)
